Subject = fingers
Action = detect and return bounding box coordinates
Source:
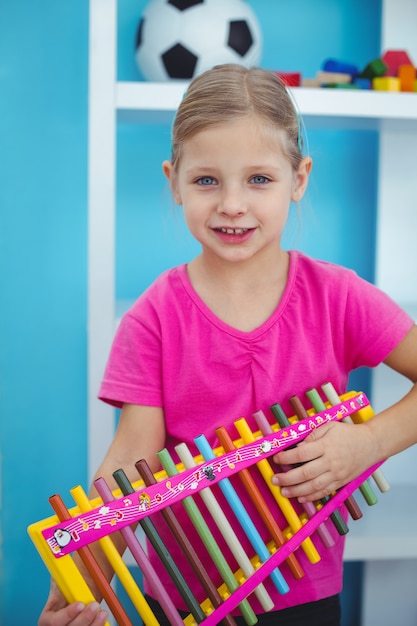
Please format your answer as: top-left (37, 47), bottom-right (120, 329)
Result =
top-left (271, 423), bottom-right (345, 502)
top-left (39, 580), bottom-right (108, 626)
top-left (39, 602), bottom-right (108, 626)
top-left (272, 464), bottom-right (337, 502)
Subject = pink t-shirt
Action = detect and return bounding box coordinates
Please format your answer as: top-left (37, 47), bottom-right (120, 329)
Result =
top-left (99, 250), bottom-right (413, 614)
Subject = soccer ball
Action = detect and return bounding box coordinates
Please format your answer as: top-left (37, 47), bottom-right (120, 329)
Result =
top-left (135, 0), bottom-right (262, 81)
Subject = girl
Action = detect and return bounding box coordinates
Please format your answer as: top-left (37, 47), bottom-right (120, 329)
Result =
top-left (39, 64), bottom-right (417, 626)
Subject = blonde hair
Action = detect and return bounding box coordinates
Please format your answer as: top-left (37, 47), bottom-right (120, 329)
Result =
top-left (171, 64), bottom-right (303, 171)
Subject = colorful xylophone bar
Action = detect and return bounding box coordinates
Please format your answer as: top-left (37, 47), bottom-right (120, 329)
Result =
top-left (28, 384), bottom-right (388, 626)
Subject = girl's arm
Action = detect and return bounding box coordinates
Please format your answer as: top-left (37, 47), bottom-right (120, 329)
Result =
top-left (39, 404), bottom-right (165, 626)
top-left (272, 325), bottom-right (417, 502)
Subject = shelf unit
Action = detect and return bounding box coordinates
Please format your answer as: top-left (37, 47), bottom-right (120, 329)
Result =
top-left (88, 1), bottom-right (417, 624)
top-left (116, 79), bottom-right (417, 127)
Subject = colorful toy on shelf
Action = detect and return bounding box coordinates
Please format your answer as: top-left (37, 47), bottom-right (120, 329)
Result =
top-left (382, 49), bottom-right (414, 76)
top-left (373, 77), bottom-right (400, 92)
top-left (398, 63), bottom-right (416, 92)
top-left (28, 384), bottom-right (389, 626)
top-left (279, 51), bottom-right (417, 92)
top-left (359, 57), bottom-right (388, 79)
top-left (134, 0), bottom-right (262, 81)
top-left (273, 72), bottom-right (301, 87)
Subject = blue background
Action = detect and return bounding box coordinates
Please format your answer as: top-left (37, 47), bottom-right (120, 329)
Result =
top-left (1, 1), bottom-right (381, 623)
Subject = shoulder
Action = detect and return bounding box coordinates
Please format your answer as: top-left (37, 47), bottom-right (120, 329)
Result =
top-left (289, 250), bottom-right (414, 363)
top-left (291, 250), bottom-right (356, 282)
top-left (290, 250), bottom-right (409, 313)
top-left (289, 250), bottom-right (361, 304)
top-left (128, 265), bottom-right (188, 317)
top-left (289, 250), bottom-right (412, 331)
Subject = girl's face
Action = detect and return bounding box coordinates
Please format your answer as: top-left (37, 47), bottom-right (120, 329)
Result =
top-left (163, 116), bottom-right (312, 266)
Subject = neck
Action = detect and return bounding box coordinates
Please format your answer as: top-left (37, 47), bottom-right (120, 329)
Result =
top-left (189, 246), bottom-right (289, 291)
top-left (186, 247), bottom-right (290, 332)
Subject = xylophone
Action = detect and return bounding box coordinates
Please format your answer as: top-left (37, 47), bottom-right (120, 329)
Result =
top-left (28, 383), bottom-right (389, 626)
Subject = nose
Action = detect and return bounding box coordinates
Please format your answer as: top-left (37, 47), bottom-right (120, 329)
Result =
top-left (217, 184), bottom-right (247, 217)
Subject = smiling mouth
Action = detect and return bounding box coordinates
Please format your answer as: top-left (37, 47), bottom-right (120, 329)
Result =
top-left (215, 227), bottom-right (251, 235)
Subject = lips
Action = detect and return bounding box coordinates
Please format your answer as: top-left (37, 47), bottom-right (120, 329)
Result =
top-left (212, 226), bottom-right (256, 244)
top-left (214, 227), bottom-right (252, 235)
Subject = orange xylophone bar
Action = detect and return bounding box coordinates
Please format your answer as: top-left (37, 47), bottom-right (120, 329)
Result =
top-left (28, 387), bottom-right (387, 625)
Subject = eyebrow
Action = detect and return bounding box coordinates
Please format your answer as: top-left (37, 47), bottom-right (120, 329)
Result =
top-left (185, 163), bottom-right (283, 174)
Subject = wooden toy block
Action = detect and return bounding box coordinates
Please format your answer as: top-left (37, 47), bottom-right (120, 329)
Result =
top-left (360, 58), bottom-right (387, 79)
top-left (274, 72), bottom-right (302, 87)
top-left (398, 64), bottom-right (416, 92)
top-left (302, 77), bottom-right (321, 88)
top-left (317, 70), bottom-right (352, 85)
top-left (353, 77), bottom-right (372, 90)
top-left (322, 83), bottom-right (360, 90)
top-left (322, 58), bottom-right (359, 77)
top-left (373, 77), bottom-right (401, 92)
top-left (382, 49), bottom-right (414, 76)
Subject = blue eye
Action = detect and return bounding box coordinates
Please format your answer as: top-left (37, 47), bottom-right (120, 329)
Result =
top-left (197, 176), bottom-right (215, 185)
top-left (251, 175), bottom-right (269, 184)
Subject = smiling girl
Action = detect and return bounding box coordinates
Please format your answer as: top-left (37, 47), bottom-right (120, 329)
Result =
top-left (39, 64), bottom-right (417, 626)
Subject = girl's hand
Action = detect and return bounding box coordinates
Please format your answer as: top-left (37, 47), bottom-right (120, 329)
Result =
top-left (39, 580), bottom-right (108, 626)
top-left (271, 421), bottom-right (375, 502)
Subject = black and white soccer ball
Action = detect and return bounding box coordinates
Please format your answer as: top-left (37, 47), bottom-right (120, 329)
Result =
top-left (135, 0), bottom-right (262, 81)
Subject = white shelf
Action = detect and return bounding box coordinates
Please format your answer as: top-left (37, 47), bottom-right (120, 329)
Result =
top-left (344, 484), bottom-right (417, 561)
top-left (116, 81), bottom-right (417, 130)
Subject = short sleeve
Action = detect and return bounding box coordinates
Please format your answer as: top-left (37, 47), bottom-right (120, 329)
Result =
top-left (99, 305), bottom-right (164, 409)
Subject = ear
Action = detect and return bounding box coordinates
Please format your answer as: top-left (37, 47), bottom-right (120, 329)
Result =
top-left (162, 160), bottom-right (182, 205)
top-left (291, 157), bottom-right (312, 202)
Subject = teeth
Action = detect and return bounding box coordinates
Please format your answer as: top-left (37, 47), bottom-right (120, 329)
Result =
top-left (220, 228), bottom-right (248, 235)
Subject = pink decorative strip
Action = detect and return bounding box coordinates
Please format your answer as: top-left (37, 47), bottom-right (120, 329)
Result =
top-left (43, 393), bottom-right (369, 557)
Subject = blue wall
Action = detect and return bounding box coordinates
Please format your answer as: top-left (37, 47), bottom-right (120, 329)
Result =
top-left (0, 1), bottom-right (380, 623)
top-left (0, 2), bottom-right (89, 623)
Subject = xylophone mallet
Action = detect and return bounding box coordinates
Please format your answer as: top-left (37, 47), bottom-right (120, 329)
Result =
top-left (94, 477), bottom-right (185, 626)
top-left (48, 494), bottom-right (133, 626)
top-left (135, 458), bottom-right (238, 626)
top-left (70, 485), bottom-right (159, 626)
top-left (157, 447), bottom-right (258, 626)
top-left (233, 417), bottom-right (321, 565)
top-left (194, 434), bottom-right (290, 596)
top-left (175, 442), bottom-right (275, 613)
top-left (215, 425), bottom-right (305, 580)
top-left (252, 409), bottom-right (335, 550)
top-left (113, 468), bottom-right (207, 624)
